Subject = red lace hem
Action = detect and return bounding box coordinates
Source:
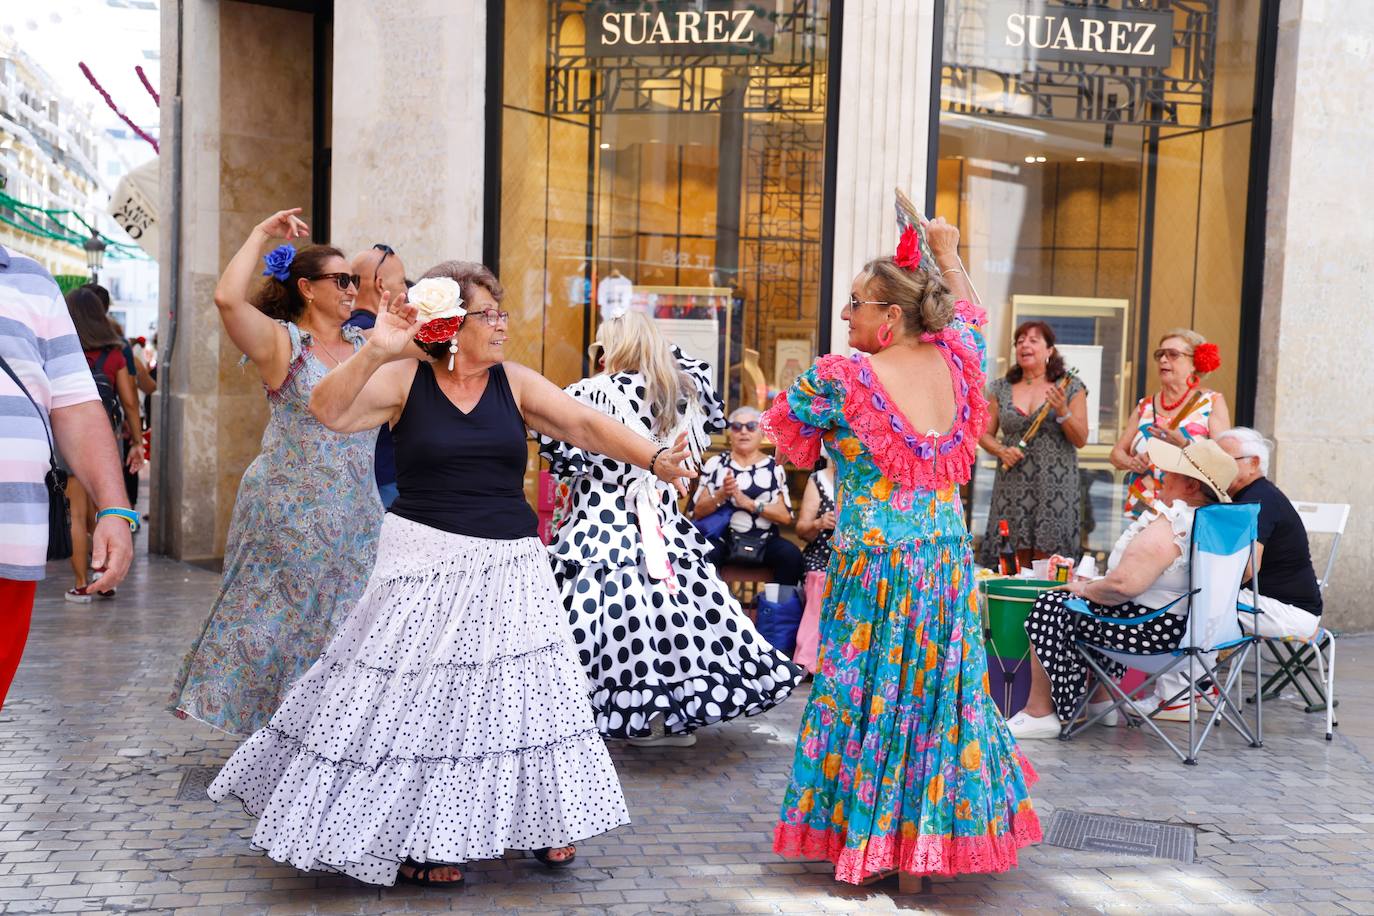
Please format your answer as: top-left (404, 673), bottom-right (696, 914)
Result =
top-left (773, 808), bottom-right (1042, 884)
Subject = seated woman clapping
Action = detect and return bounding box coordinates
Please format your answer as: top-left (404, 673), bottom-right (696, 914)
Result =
top-left (1007, 439), bottom-right (1239, 739)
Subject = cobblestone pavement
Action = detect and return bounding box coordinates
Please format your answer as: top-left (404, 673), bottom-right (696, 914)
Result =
top-left (3, 550), bottom-right (1372, 915)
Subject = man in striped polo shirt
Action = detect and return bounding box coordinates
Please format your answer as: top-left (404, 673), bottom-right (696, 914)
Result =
top-left (0, 244), bottom-right (134, 711)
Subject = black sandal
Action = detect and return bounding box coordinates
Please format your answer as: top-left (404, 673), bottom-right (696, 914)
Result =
top-left (397, 858), bottom-right (465, 887)
top-left (533, 846), bottom-right (576, 867)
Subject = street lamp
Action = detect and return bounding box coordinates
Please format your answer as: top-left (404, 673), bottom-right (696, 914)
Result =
top-left (83, 230), bottom-right (107, 283)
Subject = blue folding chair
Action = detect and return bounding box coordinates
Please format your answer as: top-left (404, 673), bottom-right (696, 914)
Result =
top-left (1060, 503), bottom-right (1263, 765)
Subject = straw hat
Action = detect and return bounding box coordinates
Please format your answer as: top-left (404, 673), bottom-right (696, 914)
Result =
top-left (1146, 438), bottom-right (1238, 503)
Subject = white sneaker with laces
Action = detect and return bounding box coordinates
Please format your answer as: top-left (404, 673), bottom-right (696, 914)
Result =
top-left (1006, 710), bottom-right (1062, 739)
top-left (1085, 700), bottom-right (1120, 728)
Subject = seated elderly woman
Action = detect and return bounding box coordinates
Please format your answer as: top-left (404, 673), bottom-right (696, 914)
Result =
top-left (1006, 438), bottom-right (1239, 739)
top-left (692, 405), bottom-right (805, 587)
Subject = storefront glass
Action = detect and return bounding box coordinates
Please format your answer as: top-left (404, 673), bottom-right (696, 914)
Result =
top-left (496, 0), bottom-right (834, 415)
top-left (935, 0), bottom-right (1267, 558)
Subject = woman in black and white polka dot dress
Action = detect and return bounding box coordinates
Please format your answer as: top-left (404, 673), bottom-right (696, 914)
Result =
top-left (540, 310), bottom-right (804, 748)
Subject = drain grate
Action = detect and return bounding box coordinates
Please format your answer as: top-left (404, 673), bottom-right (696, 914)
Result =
top-left (175, 765), bottom-right (220, 801)
top-left (1044, 811), bottom-right (1195, 863)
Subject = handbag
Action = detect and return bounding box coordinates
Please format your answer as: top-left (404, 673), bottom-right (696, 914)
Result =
top-left (0, 354), bottom-right (72, 560)
top-left (726, 527), bottom-right (772, 565)
top-left (755, 585), bottom-right (804, 656)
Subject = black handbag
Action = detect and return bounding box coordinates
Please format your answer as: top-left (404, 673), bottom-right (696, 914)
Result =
top-left (726, 527), bottom-right (772, 565)
top-left (0, 354), bottom-right (72, 560)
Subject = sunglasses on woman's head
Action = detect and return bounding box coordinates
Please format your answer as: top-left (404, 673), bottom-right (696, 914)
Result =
top-left (309, 272), bottom-right (361, 290)
top-left (372, 243), bottom-right (395, 283)
top-left (729, 420), bottom-right (759, 432)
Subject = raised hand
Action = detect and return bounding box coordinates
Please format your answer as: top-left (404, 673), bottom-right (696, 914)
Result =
top-left (921, 215), bottom-right (960, 260)
top-left (653, 432), bottom-right (698, 496)
top-left (255, 207), bottom-right (310, 241)
top-left (368, 291), bottom-right (421, 359)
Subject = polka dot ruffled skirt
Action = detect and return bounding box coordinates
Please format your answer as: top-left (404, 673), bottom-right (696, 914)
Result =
top-left (208, 514), bottom-right (629, 885)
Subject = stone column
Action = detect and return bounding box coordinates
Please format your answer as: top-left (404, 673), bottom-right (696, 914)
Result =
top-left (329, 0), bottom-right (488, 273)
top-left (1256, 0), bottom-right (1374, 629)
top-left (826, 0), bottom-right (938, 353)
top-left (154, 0), bottom-right (316, 562)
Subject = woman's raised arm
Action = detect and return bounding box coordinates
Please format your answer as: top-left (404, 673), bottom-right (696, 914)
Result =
top-left (213, 209), bottom-right (307, 386)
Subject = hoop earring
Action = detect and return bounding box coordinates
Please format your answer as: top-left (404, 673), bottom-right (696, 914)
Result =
top-left (876, 324), bottom-right (894, 349)
top-left (448, 335), bottom-right (458, 371)
top-left (1187, 373), bottom-right (1200, 388)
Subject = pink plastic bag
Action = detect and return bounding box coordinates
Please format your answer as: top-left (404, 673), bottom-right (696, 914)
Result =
top-left (793, 570), bottom-right (827, 672)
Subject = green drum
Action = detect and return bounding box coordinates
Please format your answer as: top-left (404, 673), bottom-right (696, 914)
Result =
top-left (979, 578), bottom-right (1061, 660)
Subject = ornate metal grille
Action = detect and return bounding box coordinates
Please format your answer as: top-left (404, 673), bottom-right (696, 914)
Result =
top-left (942, 0), bottom-right (1217, 129)
top-left (547, 1), bottom-right (829, 115)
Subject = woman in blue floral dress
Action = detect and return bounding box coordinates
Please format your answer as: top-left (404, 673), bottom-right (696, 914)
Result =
top-left (169, 208), bottom-right (383, 737)
top-left (762, 218), bottom-right (1040, 885)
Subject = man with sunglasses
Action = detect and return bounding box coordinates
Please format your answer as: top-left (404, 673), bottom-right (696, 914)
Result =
top-left (343, 244), bottom-right (408, 507)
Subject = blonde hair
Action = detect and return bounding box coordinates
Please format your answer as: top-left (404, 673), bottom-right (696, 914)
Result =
top-left (596, 310), bottom-right (695, 437)
top-left (1159, 327), bottom-right (1206, 351)
top-left (856, 258), bottom-right (955, 337)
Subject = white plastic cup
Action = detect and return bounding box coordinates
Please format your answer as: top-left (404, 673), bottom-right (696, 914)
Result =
top-left (1077, 553), bottom-right (1098, 579)
top-left (764, 583), bottom-right (780, 602)
top-left (1031, 559), bottom-right (1050, 579)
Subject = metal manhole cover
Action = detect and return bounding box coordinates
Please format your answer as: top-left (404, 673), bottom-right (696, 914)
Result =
top-left (175, 765), bottom-right (220, 801)
top-left (1044, 811), bottom-right (1195, 863)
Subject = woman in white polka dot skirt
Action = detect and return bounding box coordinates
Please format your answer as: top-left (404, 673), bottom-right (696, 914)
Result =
top-left (540, 308), bottom-right (805, 748)
top-left (206, 263), bottom-right (696, 888)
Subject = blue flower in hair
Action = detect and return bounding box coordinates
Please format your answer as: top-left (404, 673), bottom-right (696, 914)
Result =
top-left (262, 244), bottom-right (296, 282)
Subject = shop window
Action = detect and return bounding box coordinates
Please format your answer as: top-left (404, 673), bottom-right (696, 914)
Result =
top-left (936, 0), bottom-right (1268, 557)
top-left (495, 0), bottom-right (834, 418)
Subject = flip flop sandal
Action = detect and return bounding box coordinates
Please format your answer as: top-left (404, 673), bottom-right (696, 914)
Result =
top-left (65, 587), bottom-right (94, 603)
top-left (533, 846), bottom-right (576, 867)
top-left (397, 859), bottom-right (465, 888)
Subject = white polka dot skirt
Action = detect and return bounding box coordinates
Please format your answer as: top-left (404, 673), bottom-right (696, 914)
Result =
top-left (1024, 589), bottom-right (1188, 722)
top-left (207, 514), bottom-right (630, 886)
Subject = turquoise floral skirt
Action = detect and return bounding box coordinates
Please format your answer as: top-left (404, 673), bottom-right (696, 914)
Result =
top-left (774, 536), bottom-right (1041, 883)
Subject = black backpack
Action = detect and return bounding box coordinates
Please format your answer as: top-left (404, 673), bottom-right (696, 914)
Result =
top-left (90, 349), bottom-right (125, 437)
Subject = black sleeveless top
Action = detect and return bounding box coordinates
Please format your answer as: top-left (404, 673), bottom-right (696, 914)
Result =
top-left (388, 362), bottom-right (538, 540)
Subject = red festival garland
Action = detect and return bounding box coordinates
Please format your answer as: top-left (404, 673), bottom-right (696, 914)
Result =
top-left (78, 62), bottom-right (159, 154)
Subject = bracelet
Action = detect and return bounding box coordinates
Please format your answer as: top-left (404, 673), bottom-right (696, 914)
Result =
top-left (97, 507), bottom-right (140, 533)
top-left (1054, 413), bottom-right (1069, 424)
top-left (648, 446), bottom-right (668, 474)
top-left (939, 264), bottom-right (965, 276)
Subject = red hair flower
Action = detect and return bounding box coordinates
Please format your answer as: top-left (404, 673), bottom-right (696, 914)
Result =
top-left (1192, 342), bottom-right (1221, 374)
top-left (414, 315), bottom-right (464, 344)
top-left (895, 225), bottom-right (922, 271)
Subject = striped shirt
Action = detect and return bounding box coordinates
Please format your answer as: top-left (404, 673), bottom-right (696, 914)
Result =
top-left (0, 245), bottom-right (98, 580)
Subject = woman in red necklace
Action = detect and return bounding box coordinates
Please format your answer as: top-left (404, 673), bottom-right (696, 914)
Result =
top-left (1110, 328), bottom-right (1231, 518)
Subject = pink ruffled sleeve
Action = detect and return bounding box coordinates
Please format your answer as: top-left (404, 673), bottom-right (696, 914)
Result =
top-left (762, 356), bottom-right (846, 469)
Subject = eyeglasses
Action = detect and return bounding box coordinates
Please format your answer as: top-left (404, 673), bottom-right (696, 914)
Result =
top-left (846, 294), bottom-right (893, 310)
top-left (1153, 347), bottom-right (1191, 361)
top-left (729, 420), bottom-right (759, 432)
top-left (470, 308), bottom-right (510, 327)
top-left (309, 272), bottom-right (361, 290)
top-left (372, 243), bottom-right (394, 285)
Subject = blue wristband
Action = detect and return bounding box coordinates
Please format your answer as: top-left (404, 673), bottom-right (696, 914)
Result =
top-left (97, 507), bottom-right (140, 533)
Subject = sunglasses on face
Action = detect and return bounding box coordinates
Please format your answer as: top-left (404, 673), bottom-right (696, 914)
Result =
top-left (471, 308), bottom-right (510, 327)
top-left (846, 294), bottom-right (893, 311)
top-left (729, 420), bottom-right (759, 432)
top-left (372, 243), bottom-right (394, 284)
top-left (309, 272), bottom-right (361, 290)
top-left (1153, 347), bottom-right (1191, 361)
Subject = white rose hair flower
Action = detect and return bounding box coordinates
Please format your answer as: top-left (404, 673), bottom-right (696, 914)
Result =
top-left (409, 277), bottom-right (467, 343)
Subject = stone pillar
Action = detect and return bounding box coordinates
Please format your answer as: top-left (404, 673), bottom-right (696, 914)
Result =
top-left (827, 0), bottom-right (938, 353)
top-left (1256, 0), bottom-right (1374, 629)
top-left (329, 0), bottom-right (488, 273)
top-left (154, 0), bottom-right (316, 562)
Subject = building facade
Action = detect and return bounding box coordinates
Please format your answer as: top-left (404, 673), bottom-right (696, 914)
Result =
top-left (156, 0), bottom-right (1373, 628)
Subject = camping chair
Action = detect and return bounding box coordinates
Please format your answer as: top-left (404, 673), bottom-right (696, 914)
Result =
top-left (1249, 501), bottom-right (1348, 740)
top-left (1060, 503), bottom-right (1263, 765)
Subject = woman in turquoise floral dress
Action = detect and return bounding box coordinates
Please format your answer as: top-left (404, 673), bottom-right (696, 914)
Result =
top-left (169, 208), bottom-right (383, 737)
top-left (762, 217), bottom-right (1041, 885)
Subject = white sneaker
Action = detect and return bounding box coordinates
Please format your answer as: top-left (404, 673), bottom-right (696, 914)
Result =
top-left (627, 732), bottom-right (697, 748)
top-left (1085, 700), bottom-right (1120, 728)
top-left (1006, 710), bottom-right (1062, 739)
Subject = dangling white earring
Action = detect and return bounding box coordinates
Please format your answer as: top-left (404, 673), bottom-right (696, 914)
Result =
top-left (448, 335), bottom-right (457, 371)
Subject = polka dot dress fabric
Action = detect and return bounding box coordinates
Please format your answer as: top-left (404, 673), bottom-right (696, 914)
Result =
top-left (1024, 589), bottom-right (1188, 721)
top-left (540, 356), bottom-right (804, 740)
top-left (207, 514), bottom-right (629, 886)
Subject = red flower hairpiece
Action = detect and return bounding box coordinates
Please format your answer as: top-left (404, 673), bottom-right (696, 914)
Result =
top-left (1192, 342), bottom-right (1221, 374)
top-left (414, 315), bottom-right (464, 344)
top-left (895, 225), bottom-right (922, 271)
